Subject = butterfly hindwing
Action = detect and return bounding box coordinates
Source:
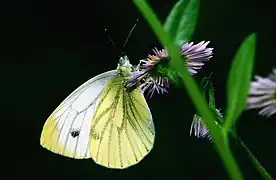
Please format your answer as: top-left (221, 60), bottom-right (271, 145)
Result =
top-left (89, 75), bottom-right (155, 168)
top-left (40, 70), bottom-right (117, 159)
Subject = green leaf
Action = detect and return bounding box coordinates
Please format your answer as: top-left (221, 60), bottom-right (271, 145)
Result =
top-left (164, 0), bottom-right (199, 45)
top-left (200, 73), bottom-right (216, 108)
top-left (224, 33), bottom-right (256, 131)
top-left (208, 80), bottom-right (216, 109)
top-left (200, 73), bottom-right (212, 92)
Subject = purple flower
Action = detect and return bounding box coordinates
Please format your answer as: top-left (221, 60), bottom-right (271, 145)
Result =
top-left (190, 109), bottom-right (222, 141)
top-left (126, 41), bottom-right (213, 97)
top-left (190, 114), bottom-right (212, 140)
top-left (246, 69), bottom-right (276, 117)
top-left (182, 41), bottom-right (213, 75)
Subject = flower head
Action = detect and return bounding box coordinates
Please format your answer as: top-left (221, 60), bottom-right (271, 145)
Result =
top-left (190, 108), bottom-right (222, 141)
top-left (246, 69), bottom-right (276, 117)
top-left (181, 41), bottom-right (213, 75)
top-left (126, 41), bottom-right (213, 97)
top-left (190, 114), bottom-right (212, 140)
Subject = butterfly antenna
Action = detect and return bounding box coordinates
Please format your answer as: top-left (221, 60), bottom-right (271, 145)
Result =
top-left (120, 19), bottom-right (139, 56)
top-left (104, 28), bottom-right (116, 49)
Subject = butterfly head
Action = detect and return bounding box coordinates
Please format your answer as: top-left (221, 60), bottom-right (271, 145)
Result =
top-left (117, 55), bottom-right (133, 77)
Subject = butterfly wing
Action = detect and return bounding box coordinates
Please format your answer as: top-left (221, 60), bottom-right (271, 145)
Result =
top-left (89, 75), bottom-right (155, 168)
top-left (40, 70), bottom-right (117, 159)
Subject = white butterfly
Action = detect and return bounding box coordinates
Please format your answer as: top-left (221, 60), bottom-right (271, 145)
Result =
top-left (40, 56), bottom-right (155, 169)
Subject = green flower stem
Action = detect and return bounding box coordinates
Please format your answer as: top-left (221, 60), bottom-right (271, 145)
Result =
top-left (216, 114), bottom-right (274, 180)
top-left (238, 138), bottom-right (274, 180)
top-left (132, 0), bottom-right (243, 179)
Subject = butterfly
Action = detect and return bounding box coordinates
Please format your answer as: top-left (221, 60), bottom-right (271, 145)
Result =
top-left (40, 55), bottom-right (155, 169)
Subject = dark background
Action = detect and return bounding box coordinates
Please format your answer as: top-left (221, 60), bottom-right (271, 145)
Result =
top-left (2, 0), bottom-right (276, 179)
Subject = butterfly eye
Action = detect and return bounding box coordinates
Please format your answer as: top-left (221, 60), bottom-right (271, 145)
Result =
top-left (70, 130), bottom-right (80, 138)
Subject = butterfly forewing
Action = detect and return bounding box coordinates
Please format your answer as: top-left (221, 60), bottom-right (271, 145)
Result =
top-left (40, 70), bottom-right (117, 159)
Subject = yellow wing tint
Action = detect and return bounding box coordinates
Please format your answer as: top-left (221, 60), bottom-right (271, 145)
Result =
top-left (40, 105), bottom-right (90, 158)
top-left (40, 70), bottom-right (117, 159)
top-left (89, 75), bottom-right (155, 169)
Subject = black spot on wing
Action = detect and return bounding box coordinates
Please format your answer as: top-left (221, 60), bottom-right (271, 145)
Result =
top-left (70, 130), bottom-right (80, 138)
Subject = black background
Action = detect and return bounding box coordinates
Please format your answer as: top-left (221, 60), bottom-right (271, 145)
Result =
top-left (2, 0), bottom-right (276, 179)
